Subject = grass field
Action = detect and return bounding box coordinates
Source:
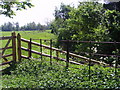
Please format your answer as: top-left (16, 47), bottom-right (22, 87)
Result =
top-left (1, 30), bottom-right (58, 70)
top-left (2, 30), bottom-right (56, 41)
top-left (1, 30), bottom-right (120, 89)
top-left (2, 30), bottom-right (56, 53)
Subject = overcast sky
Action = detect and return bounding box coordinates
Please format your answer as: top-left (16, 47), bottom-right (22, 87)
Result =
top-left (0, 0), bottom-right (80, 26)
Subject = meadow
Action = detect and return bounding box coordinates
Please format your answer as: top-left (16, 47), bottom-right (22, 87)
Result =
top-left (2, 30), bottom-right (56, 41)
top-left (1, 30), bottom-right (58, 70)
top-left (1, 30), bottom-right (120, 89)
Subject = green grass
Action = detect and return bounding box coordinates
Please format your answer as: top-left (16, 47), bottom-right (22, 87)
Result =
top-left (1, 30), bottom-right (72, 65)
top-left (1, 30), bottom-right (57, 69)
top-left (2, 30), bottom-right (56, 40)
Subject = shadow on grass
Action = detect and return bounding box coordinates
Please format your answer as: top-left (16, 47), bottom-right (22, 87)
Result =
top-left (2, 62), bottom-right (20, 75)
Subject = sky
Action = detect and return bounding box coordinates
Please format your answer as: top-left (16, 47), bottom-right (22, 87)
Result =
top-left (1, 0), bottom-right (120, 26)
top-left (0, 0), bottom-right (80, 26)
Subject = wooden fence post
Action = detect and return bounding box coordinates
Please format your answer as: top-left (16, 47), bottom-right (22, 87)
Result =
top-left (12, 32), bottom-right (16, 62)
top-left (50, 39), bottom-right (52, 65)
top-left (114, 41), bottom-right (118, 75)
top-left (28, 38), bottom-right (32, 58)
top-left (17, 33), bottom-right (21, 61)
top-left (66, 40), bottom-right (69, 68)
top-left (89, 41), bottom-right (92, 81)
top-left (40, 39), bottom-right (42, 60)
top-left (56, 51), bottom-right (59, 62)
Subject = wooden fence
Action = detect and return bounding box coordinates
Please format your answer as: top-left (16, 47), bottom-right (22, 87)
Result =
top-left (1, 32), bottom-right (120, 69)
top-left (1, 32), bottom-right (120, 80)
top-left (17, 34), bottom-right (110, 68)
top-left (0, 32), bottom-right (16, 66)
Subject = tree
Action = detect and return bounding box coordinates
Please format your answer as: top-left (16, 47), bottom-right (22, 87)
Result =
top-left (53, 2), bottom-right (120, 65)
top-left (50, 3), bottom-right (73, 34)
top-left (36, 23), bottom-right (42, 30)
top-left (57, 2), bottom-right (105, 50)
top-left (0, 0), bottom-right (34, 18)
top-left (103, 1), bottom-right (120, 12)
top-left (103, 1), bottom-right (120, 42)
top-left (1, 22), bottom-right (14, 31)
top-left (15, 22), bottom-right (19, 31)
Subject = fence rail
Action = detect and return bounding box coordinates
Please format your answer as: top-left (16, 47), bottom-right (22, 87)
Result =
top-left (18, 35), bottom-right (120, 67)
top-left (0, 61), bottom-right (13, 66)
top-left (20, 38), bottom-right (107, 65)
top-left (61, 40), bottom-right (120, 44)
top-left (1, 32), bottom-right (120, 70)
top-left (1, 32), bottom-right (120, 81)
top-left (0, 46), bottom-right (12, 51)
top-left (61, 40), bottom-right (120, 57)
top-left (0, 36), bottom-right (15, 40)
top-left (0, 32), bottom-right (16, 66)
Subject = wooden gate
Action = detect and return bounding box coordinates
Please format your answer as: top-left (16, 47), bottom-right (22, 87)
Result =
top-left (0, 32), bottom-right (16, 66)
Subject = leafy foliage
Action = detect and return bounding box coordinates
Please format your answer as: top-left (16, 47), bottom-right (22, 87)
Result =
top-left (50, 2), bottom-right (120, 65)
top-left (104, 10), bottom-right (120, 42)
top-left (50, 3), bottom-right (73, 34)
top-left (2, 59), bottom-right (120, 89)
top-left (0, 1), bottom-right (34, 18)
top-left (103, 1), bottom-right (120, 12)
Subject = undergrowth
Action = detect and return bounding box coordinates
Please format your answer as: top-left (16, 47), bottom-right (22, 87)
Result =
top-left (2, 59), bottom-right (120, 89)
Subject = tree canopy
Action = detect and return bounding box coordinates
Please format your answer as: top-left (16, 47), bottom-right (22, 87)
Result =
top-left (50, 2), bottom-right (120, 65)
top-left (0, 0), bottom-right (34, 17)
